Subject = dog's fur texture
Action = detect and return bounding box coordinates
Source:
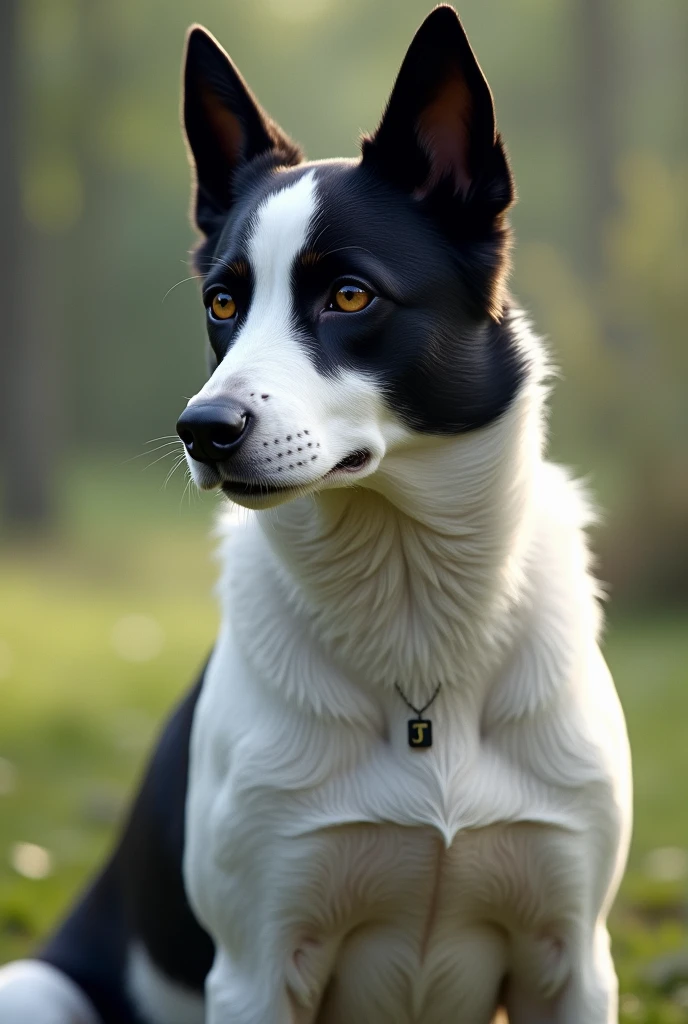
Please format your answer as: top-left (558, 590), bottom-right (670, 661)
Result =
top-left (0, 8), bottom-right (632, 1023)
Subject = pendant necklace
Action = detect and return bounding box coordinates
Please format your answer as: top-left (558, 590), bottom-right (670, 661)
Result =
top-left (394, 682), bottom-right (441, 749)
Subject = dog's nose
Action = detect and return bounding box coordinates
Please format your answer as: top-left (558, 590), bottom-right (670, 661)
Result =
top-left (176, 401), bottom-right (250, 463)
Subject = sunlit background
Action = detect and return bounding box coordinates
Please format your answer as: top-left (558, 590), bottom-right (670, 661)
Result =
top-left (0, 1), bottom-right (686, 1018)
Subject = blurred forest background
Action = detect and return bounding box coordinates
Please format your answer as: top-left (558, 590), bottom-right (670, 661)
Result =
top-left (0, 1), bottom-right (686, 1020)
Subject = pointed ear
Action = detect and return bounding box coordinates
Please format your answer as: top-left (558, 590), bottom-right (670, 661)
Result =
top-left (183, 26), bottom-right (303, 235)
top-left (362, 6), bottom-right (513, 218)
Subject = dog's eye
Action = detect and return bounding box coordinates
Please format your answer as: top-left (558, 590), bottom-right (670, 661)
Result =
top-left (331, 285), bottom-right (371, 313)
top-left (209, 292), bottom-right (237, 321)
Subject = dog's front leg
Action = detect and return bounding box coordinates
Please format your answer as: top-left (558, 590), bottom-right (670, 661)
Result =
top-left (205, 943), bottom-right (321, 1024)
top-left (506, 925), bottom-right (618, 1024)
top-left (205, 949), bottom-right (284, 1024)
top-left (556, 925), bottom-right (618, 1024)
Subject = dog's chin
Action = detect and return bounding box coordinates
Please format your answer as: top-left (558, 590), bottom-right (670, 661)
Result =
top-left (220, 480), bottom-right (312, 510)
top-left (210, 450), bottom-right (375, 510)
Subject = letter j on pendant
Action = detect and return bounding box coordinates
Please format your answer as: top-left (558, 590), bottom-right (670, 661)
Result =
top-left (408, 718), bottom-right (433, 748)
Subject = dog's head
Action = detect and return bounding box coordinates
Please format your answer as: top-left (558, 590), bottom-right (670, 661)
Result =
top-left (177, 6), bottom-right (526, 509)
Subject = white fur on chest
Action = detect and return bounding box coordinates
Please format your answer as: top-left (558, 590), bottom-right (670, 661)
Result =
top-left (184, 512), bottom-right (630, 1021)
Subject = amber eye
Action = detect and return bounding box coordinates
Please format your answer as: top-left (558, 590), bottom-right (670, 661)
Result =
top-left (210, 292), bottom-right (237, 320)
top-left (332, 284), bottom-right (371, 313)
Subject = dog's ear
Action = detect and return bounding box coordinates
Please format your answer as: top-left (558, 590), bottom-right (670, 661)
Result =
top-left (183, 26), bottom-right (303, 235)
top-left (362, 6), bottom-right (513, 221)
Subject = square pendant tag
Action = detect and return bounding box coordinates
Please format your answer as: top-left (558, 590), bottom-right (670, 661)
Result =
top-left (408, 718), bottom-right (432, 748)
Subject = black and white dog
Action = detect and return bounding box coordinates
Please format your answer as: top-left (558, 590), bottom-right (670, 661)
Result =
top-left (0, 8), bottom-right (632, 1023)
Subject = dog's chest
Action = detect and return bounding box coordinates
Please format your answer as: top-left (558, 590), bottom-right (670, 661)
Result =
top-left (184, 661), bottom-right (591, 1021)
top-left (189, 754), bottom-right (582, 1022)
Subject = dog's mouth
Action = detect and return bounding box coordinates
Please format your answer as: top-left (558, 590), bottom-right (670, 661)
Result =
top-left (327, 449), bottom-right (370, 474)
top-left (221, 479), bottom-right (296, 498)
top-left (221, 449), bottom-right (371, 499)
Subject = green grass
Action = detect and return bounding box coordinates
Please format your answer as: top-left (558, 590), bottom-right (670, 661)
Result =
top-left (0, 461), bottom-right (686, 1021)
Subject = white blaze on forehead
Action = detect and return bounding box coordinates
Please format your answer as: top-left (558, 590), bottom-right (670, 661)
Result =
top-left (195, 170), bottom-right (319, 402)
top-left (240, 169), bottom-right (318, 362)
top-left (248, 169), bottom-right (318, 298)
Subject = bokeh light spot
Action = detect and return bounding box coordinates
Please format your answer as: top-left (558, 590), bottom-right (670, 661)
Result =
top-left (110, 614), bottom-right (165, 663)
top-left (0, 758), bottom-right (17, 797)
top-left (643, 846), bottom-right (688, 883)
top-left (10, 842), bottom-right (53, 880)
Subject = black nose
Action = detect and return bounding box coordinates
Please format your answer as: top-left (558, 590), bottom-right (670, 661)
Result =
top-left (176, 401), bottom-right (251, 463)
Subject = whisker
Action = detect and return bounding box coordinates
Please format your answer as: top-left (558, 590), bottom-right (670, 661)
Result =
top-left (144, 434), bottom-right (180, 445)
top-left (164, 452), bottom-right (186, 479)
top-left (122, 441), bottom-right (181, 465)
top-left (319, 244), bottom-right (377, 259)
top-left (162, 276), bottom-right (203, 303)
top-left (142, 449), bottom-right (182, 472)
top-left (164, 464), bottom-right (185, 494)
top-left (164, 454), bottom-right (187, 490)
top-left (193, 255), bottom-right (232, 273)
top-left (308, 221), bottom-right (329, 252)
top-left (180, 473), bottom-right (194, 510)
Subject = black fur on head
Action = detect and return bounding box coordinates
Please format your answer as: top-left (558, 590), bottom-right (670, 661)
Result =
top-left (183, 26), bottom-right (303, 237)
top-left (180, 8), bottom-right (527, 438)
top-left (361, 5), bottom-right (515, 318)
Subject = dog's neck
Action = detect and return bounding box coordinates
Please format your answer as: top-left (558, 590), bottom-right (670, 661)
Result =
top-left (220, 377), bottom-right (549, 717)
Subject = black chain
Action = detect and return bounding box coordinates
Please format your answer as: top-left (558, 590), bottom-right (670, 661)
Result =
top-left (394, 682), bottom-right (442, 719)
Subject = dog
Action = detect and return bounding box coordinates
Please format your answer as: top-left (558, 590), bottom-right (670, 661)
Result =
top-left (0, 7), bottom-right (632, 1022)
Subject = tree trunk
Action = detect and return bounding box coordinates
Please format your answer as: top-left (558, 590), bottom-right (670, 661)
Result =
top-left (0, 0), bottom-right (60, 532)
top-left (571, 0), bottom-right (620, 280)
